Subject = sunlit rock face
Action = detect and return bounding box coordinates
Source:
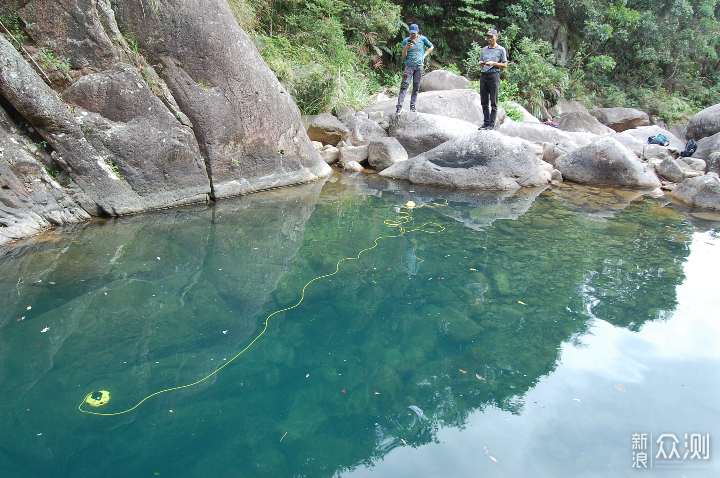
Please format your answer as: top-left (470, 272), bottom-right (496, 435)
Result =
top-left (0, 0), bottom-right (329, 242)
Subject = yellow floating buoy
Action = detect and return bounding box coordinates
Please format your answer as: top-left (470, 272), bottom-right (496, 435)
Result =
top-left (85, 390), bottom-right (111, 407)
top-left (406, 201), bottom-right (416, 209)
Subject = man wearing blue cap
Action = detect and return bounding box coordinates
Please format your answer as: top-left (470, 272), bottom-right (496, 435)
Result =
top-left (395, 23), bottom-right (434, 115)
top-left (478, 28), bottom-right (507, 130)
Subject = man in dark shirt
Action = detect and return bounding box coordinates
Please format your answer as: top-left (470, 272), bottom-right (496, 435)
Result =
top-left (395, 23), bottom-right (434, 115)
top-left (478, 29), bottom-right (508, 130)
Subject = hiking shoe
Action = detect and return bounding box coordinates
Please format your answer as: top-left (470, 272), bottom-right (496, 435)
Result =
top-left (410, 106), bottom-right (417, 112)
top-left (478, 124), bottom-right (490, 131)
top-left (395, 106), bottom-right (402, 116)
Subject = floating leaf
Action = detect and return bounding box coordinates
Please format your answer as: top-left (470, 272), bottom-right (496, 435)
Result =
top-left (459, 369), bottom-right (467, 374)
top-left (489, 456), bottom-right (497, 463)
top-left (518, 301), bottom-right (526, 305)
top-left (476, 374), bottom-right (485, 381)
top-left (535, 402), bottom-right (545, 408)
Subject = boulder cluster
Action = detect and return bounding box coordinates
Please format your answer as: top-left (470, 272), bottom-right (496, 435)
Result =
top-left (306, 70), bottom-right (720, 211)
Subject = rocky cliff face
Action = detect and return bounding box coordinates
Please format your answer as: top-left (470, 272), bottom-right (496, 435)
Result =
top-left (0, 0), bottom-right (330, 245)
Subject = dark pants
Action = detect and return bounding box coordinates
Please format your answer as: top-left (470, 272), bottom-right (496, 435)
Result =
top-left (397, 65), bottom-right (423, 109)
top-left (480, 71), bottom-right (500, 126)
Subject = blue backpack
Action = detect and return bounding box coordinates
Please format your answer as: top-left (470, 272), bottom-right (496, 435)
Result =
top-left (680, 139), bottom-right (698, 157)
top-left (648, 134), bottom-right (669, 146)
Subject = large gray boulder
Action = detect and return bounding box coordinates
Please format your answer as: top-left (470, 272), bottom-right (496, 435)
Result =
top-left (685, 103), bottom-right (720, 141)
top-left (368, 138), bottom-right (409, 172)
top-left (499, 120), bottom-right (575, 144)
top-left (109, 0), bottom-right (331, 198)
top-left (389, 112), bottom-right (479, 157)
top-left (555, 137), bottom-right (662, 187)
top-left (0, 123), bottom-right (90, 245)
top-left (339, 115), bottom-right (388, 146)
top-left (594, 132), bottom-right (646, 157)
top-left (693, 132), bottom-right (720, 160)
top-left (706, 153), bottom-right (720, 175)
top-left (379, 131), bottom-right (548, 190)
top-left (668, 173), bottom-right (720, 209)
top-left (556, 111), bottom-right (614, 135)
top-left (543, 140), bottom-right (580, 166)
top-left (363, 89), bottom-right (502, 127)
top-left (418, 70), bottom-right (472, 92)
top-left (62, 65), bottom-right (211, 203)
top-left (549, 99), bottom-right (589, 117)
top-left (506, 101), bottom-right (541, 123)
top-left (338, 143), bottom-right (369, 167)
top-left (3, 0), bottom-right (331, 219)
top-left (590, 107), bottom-right (650, 132)
top-left (655, 158), bottom-right (687, 183)
top-left (623, 125), bottom-right (685, 151)
top-left (307, 113), bottom-right (351, 146)
top-left (0, 35), bottom-right (147, 215)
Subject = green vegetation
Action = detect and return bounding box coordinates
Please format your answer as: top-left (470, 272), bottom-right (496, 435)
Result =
top-left (36, 47), bottom-right (72, 80)
top-left (0, 2), bottom-right (28, 50)
top-left (230, 0), bottom-right (719, 122)
top-left (197, 78), bottom-right (211, 88)
top-left (44, 166), bottom-right (61, 179)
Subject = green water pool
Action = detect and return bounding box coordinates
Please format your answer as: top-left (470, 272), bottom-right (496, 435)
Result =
top-left (0, 174), bottom-right (717, 477)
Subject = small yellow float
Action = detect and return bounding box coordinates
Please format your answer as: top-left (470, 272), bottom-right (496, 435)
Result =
top-left (85, 390), bottom-right (111, 407)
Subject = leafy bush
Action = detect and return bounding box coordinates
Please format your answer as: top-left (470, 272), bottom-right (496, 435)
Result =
top-left (36, 47), bottom-right (72, 79)
top-left (0, 3), bottom-right (28, 50)
top-left (291, 70), bottom-right (335, 115)
top-left (505, 37), bottom-right (568, 118)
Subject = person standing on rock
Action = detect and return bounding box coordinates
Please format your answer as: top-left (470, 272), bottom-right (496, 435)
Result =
top-left (395, 23), bottom-right (434, 116)
top-left (478, 28), bottom-right (507, 130)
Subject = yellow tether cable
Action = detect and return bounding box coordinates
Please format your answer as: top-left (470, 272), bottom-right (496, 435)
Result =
top-left (78, 200), bottom-right (447, 416)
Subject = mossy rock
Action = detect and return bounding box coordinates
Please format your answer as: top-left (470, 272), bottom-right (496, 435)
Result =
top-left (438, 306), bottom-right (483, 341)
top-left (492, 272), bottom-right (511, 296)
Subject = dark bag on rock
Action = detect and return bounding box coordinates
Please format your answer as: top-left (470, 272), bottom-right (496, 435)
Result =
top-left (648, 134), bottom-right (669, 146)
top-left (680, 139), bottom-right (698, 157)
